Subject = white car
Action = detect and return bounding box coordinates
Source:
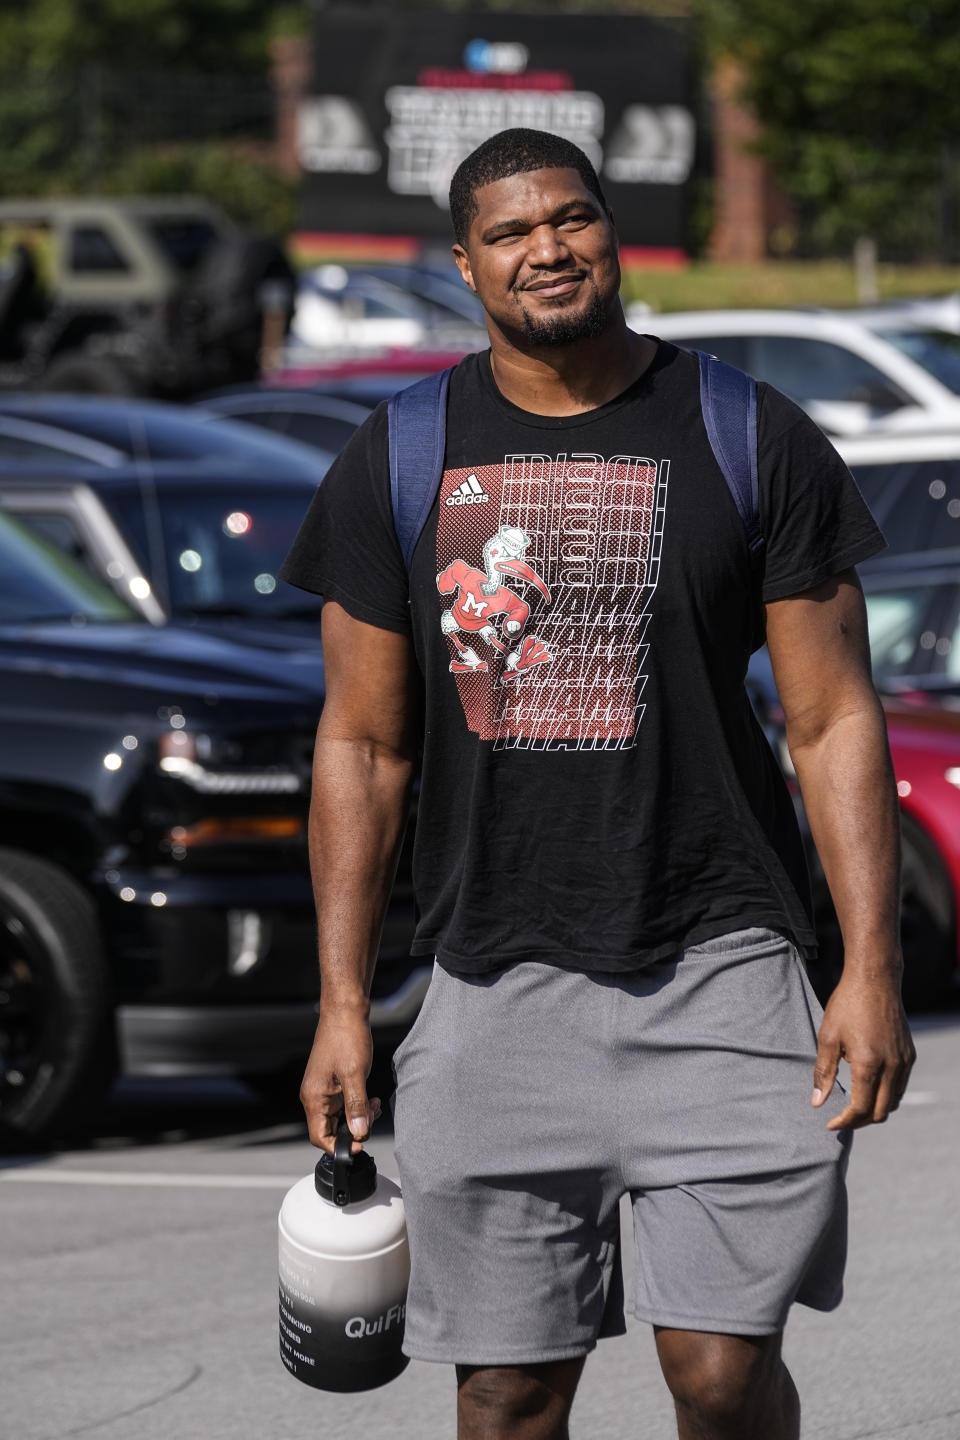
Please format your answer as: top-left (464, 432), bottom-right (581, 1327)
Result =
top-left (289, 264), bottom-right (485, 356)
top-left (846, 314), bottom-right (960, 401)
top-left (849, 292), bottom-right (960, 335)
top-left (632, 307), bottom-right (960, 437)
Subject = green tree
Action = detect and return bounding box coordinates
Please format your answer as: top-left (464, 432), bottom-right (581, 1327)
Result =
top-left (0, 0), bottom-right (285, 75)
top-left (0, 0), bottom-right (306, 223)
top-left (701, 0), bottom-right (960, 257)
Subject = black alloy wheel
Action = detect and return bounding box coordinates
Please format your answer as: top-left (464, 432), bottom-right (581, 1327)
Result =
top-left (0, 849), bottom-right (115, 1149)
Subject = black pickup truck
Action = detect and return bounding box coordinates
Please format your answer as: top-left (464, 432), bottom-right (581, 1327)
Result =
top-left (0, 513), bottom-right (425, 1148)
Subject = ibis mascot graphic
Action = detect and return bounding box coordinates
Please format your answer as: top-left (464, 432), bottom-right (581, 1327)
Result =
top-left (437, 526), bottom-right (553, 679)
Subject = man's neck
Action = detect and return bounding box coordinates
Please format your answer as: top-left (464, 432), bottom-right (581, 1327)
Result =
top-left (487, 320), bottom-right (657, 417)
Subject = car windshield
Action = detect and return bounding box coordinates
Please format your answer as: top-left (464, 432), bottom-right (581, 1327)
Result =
top-left (102, 488), bottom-right (323, 619)
top-left (0, 511), bottom-right (140, 625)
top-left (874, 328), bottom-right (960, 394)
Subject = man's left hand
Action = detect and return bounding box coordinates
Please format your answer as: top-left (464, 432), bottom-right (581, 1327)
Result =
top-left (812, 973), bottom-right (916, 1130)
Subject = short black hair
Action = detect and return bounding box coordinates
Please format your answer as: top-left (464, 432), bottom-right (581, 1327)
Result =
top-left (449, 128), bottom-right (608, 248)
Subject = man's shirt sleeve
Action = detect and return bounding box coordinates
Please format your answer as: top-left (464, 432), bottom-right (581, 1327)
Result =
top-left (278, 404), bottom-right (411, 634)
top-left (757, 383), bottom-right (886, 603)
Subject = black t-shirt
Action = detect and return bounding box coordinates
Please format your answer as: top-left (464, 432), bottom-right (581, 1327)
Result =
top-left (281, 341), bottom-right (885, 974)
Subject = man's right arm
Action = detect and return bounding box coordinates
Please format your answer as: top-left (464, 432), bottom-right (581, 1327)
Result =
top-left (300, 600), bottom-right (420, 1155)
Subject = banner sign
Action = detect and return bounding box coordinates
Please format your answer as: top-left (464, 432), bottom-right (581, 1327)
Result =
top-left (300, 8), bottom-right (695, 254)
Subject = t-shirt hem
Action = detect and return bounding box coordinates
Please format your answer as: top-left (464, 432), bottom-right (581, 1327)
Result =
top-left (762, 533), bottom-right (886, 603)
top-left (283, 572), bottom-right (410, 635)
top-left (417, 915), bottom-right (817, 975)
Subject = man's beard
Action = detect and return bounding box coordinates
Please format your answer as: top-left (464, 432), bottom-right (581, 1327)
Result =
top-left (516, 278), bottom-right (607, 347)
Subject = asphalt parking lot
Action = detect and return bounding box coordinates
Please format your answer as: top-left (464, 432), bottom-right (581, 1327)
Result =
top-left (2, 1013), bottom-right (959, 1440)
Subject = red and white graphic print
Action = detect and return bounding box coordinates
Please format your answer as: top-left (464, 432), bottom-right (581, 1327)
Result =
top-left (437, 527), bottom-right (553, 674)
top-left (436, 453), bottom-right (669, 750)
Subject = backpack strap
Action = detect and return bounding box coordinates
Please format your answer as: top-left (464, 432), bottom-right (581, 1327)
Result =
top-left (388, 367), bottom-right (454, 571)
top-left (693, 349), bottom-right (764, 558)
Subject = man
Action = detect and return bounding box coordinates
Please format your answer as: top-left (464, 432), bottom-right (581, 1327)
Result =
top-left (280, 129), bottom-right (915, 1440)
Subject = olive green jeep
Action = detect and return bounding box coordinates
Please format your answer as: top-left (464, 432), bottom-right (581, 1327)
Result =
top-left (0, 196), bottom-right (294, 397)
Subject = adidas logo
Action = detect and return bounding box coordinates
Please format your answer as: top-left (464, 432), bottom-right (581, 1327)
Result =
top-left (446, 474), bottom-right (489, 506)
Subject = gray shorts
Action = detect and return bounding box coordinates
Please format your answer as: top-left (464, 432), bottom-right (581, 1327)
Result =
top-left (391, 928), bottom-right (851, 1366)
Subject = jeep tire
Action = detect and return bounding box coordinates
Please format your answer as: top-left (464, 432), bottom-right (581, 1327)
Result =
top-left (0, 849), bottom-right (115, 1149)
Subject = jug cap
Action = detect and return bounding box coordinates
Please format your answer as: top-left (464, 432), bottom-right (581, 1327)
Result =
top-left (315, 1121), bottom-right (377, 1207)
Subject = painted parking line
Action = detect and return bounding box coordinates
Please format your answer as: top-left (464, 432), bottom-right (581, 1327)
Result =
top-left (0, 1167), bottom-right (300, 1190)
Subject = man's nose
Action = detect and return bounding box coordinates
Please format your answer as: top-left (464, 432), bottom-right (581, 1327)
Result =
top-left (525, 223), bottom-right (568, 267)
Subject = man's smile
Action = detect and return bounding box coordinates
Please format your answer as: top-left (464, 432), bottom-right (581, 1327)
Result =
top-left (519, 273), bottom-right (585, 297)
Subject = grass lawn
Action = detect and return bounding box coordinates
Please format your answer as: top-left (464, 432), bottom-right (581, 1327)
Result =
top-left (620, 260), bottom-right (960, 314)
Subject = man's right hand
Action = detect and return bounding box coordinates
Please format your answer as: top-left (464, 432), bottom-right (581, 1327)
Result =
top-left (299, 1006), bottom-right (381, 1155)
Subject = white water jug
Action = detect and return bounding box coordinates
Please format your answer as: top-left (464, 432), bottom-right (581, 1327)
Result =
top-left (278, 1124), bottom-right (410, 1392)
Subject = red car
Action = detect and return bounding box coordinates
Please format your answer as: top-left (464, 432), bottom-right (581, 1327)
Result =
top-left (878, 696), bottom-right (960, 1006)
top-left (753, 561), bottom-right (960, 1009)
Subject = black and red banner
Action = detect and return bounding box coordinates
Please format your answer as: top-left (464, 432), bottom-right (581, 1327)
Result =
top-left (299, 7), bottom-right (696, 258)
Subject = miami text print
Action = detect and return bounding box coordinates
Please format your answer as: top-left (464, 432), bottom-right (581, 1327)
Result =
top-left (436, 450), bottom-right (669, 751)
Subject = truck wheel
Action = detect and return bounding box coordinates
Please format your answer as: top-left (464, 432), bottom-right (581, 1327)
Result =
top-left (0, 850), bottom-right (115, 1149)
top-left (35, 353), bottom-right (136, 396)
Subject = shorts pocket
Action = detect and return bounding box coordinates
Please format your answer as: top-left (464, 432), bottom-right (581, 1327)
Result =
top-left (391, 959), bottom-right (440, 1073)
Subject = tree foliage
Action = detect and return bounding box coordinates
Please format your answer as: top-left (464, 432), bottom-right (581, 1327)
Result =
top-left (0, 1), bottom-right (304, 225)
top-left (701, 0), bottom-right (960, 255)
top-left (0, 0), bottom-right (286, 74)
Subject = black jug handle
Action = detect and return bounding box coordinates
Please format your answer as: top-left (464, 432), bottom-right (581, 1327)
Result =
top-left (332, 1119), bottom-right (354, 1207)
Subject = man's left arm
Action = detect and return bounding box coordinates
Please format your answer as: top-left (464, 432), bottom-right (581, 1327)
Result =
top-left (765, 568), bottom-right (916, 1130)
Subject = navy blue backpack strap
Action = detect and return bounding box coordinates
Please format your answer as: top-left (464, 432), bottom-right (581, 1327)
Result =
top-left (693, 349), bottom-right (763, 558)
top-left (388, 366), bottom-right (454, 572)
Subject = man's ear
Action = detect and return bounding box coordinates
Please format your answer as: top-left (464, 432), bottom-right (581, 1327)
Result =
top-left (452, 243), bottom-right (476, 293)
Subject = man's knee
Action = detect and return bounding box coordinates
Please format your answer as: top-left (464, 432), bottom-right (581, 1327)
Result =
top-left (655, 1328), bottom-right (784, 1425)
top-left (456, 1358), bottom-right (584, 1440)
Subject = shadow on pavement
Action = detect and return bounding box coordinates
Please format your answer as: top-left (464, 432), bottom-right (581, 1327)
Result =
top-left (0, 1045), bottom-right (400, 1160)
top-left (90, 1064), bottom-right (399, 1151)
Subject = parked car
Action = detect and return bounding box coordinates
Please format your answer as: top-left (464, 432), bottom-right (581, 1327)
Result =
top-left (840, 290), bottom-right (960, 334)
top-left (750, 555), bottom-right (960, 1008)
top-left (849, 319), bottom-right (960, 402)
top-left (289, 264), bottom-right (485, 356)
top-left (191, 387), bottom-right (371, 454)
top-left (0, 513), bottom-right (425, 1148)
top-left (0, 196), bottom-right (295, 398)
top-left (636, 309), bottom-right (960, 437)
top-left (0, 396), bottom-right (332, 638)
top-left (0, 394), bottom-right (327, 478)
top-left (837, 431), bottom-right (960, 562)
top-left (266, 350), bottom-right (474, 407)
top-left (349, 261), bottom-right (486, 328)
top-left (0, 464), bottom-right (330, 636)
top-left (869, 542), bottom-right (960, 1005)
